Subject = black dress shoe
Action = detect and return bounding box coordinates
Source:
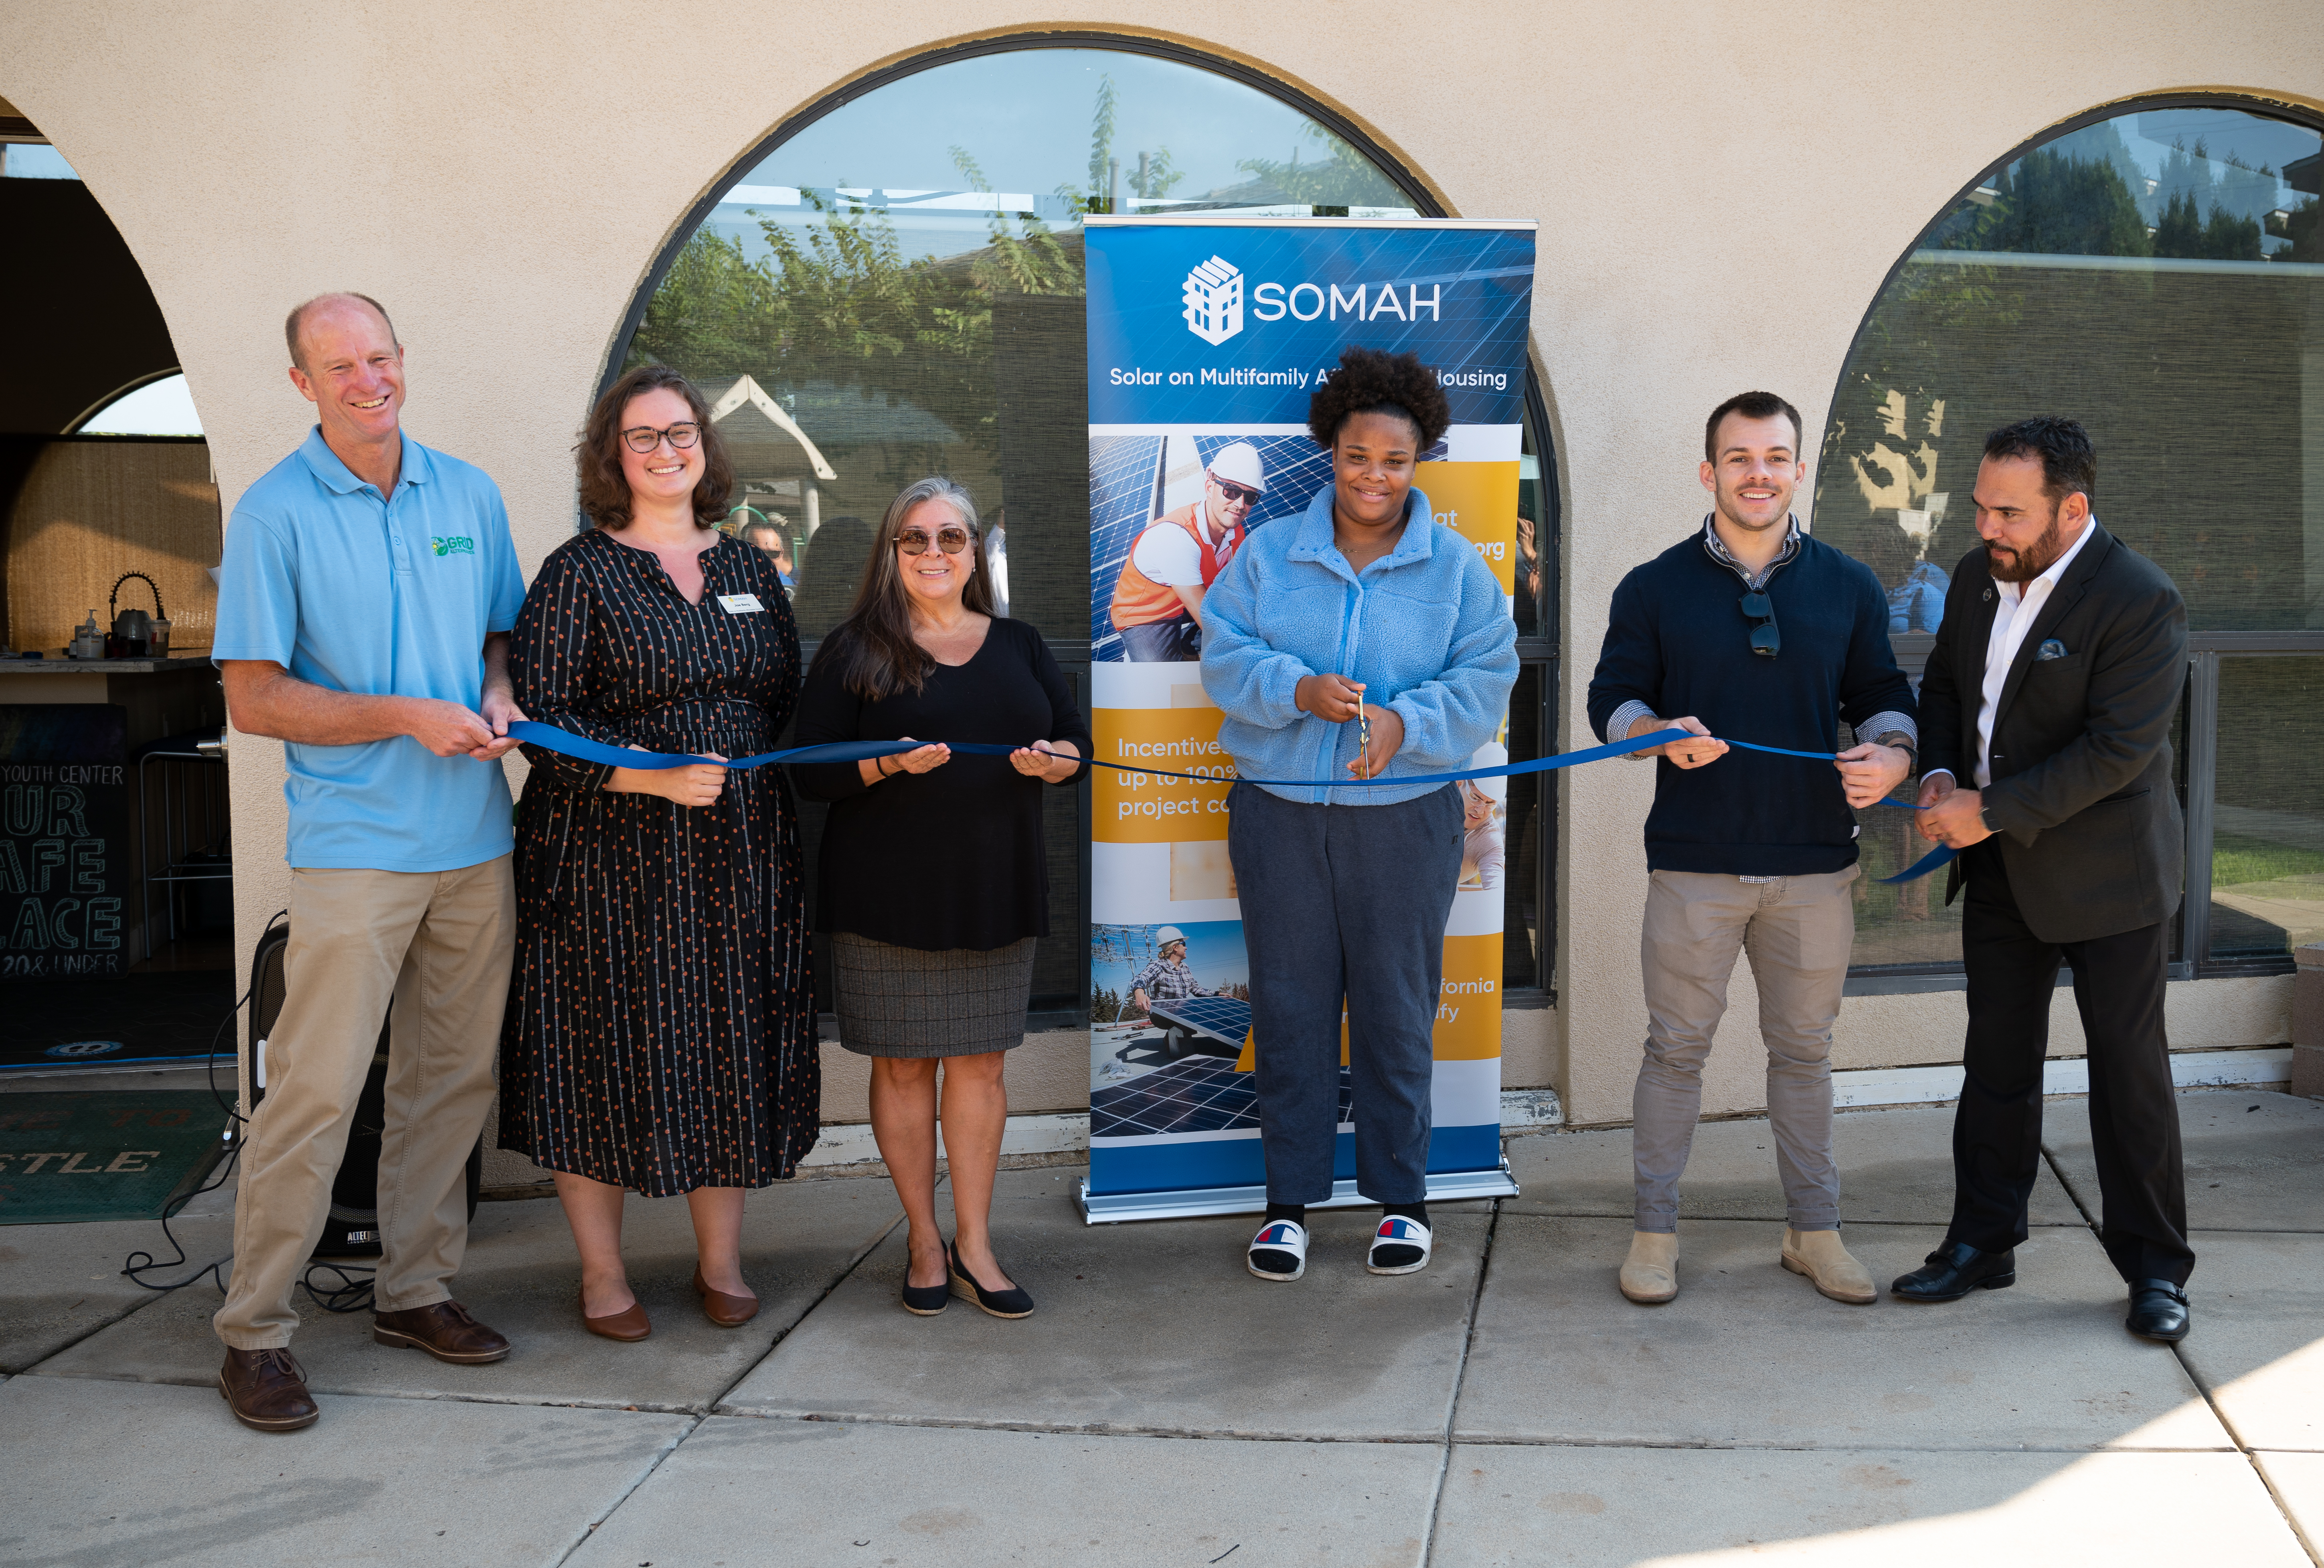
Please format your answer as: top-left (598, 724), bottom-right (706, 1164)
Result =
top-left (901, 1268), bottom-right (949, 1317)
top-left (1891, 1240), bottom-right (2016, 1303)
top-left (2126, 1279), bottom-right (2191, 1343)
top-left (947, 1240), bottom-right (1034, 1319)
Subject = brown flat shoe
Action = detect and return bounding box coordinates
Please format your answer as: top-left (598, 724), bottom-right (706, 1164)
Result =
top-left (579, 1289), bottom-right (651, 1342)
top-left (693, 1266), bottom-right (760, 1328)
top-left (371, 1299), bottom-right (512, 1364)
top-left (218, 1347), bottom-right (320, 1432)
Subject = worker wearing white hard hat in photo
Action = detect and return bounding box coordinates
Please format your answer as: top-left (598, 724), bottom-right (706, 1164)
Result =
top-left (1458, 744), bottom-right (1508, 891)
top-left (1109, 440), bottom-right (1265, 661)
top-left (1127, 925), bottom-right (1217, 1017)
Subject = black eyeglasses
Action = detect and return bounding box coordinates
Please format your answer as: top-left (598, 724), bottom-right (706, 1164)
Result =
top-left (621, 422), bottom-right (701, 453)
top-left (1739, 589), bottom-right (1780, 658)
top-left (897, 526), bottom-right (972, 556)
top-left (1212, 479), bottom-right (1261, 505)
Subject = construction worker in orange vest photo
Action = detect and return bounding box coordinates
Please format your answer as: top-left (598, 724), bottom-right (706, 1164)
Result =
top-left (1109, 440), bottom-right (1265, 661)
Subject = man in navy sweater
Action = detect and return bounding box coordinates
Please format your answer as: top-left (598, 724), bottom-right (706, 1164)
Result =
top-left (1587, 391), bottom-right (1917, 1308)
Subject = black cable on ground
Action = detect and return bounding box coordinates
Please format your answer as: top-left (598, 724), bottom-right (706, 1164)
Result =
top-left (120, 909), bottom-right (286, 1294)
top-left (119, 1139), bottom-right (242, 1293)
top-left (298, 1260), bottom-right (377, 1314)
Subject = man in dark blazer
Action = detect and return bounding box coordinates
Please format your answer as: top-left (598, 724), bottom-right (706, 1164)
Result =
top-left (1895, 416), bottom-right (2193, 1343)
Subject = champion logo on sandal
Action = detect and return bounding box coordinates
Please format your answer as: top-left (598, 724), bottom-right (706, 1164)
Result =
top-left (1247, 1219), bottom-right (1309, 1282)
top-left (1367, 1216), bottom-right (1433, 1275)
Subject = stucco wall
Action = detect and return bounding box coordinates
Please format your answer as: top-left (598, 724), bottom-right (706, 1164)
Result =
top-left (7, 3), bottom-right (2314, 1128)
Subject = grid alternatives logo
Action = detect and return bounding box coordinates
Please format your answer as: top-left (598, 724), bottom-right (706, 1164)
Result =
top-left (1182, 255), bottom-right (1244, 346)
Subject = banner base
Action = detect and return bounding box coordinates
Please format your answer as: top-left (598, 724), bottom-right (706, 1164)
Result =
top-left (1077, 1158), bottom-right (1519, 1225)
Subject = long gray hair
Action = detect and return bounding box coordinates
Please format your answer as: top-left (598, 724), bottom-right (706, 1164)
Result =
top-left (818, 477), bottom-right (998, 700)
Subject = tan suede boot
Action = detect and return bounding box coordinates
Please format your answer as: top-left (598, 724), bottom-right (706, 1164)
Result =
top-left (1781, 1227), bottom-right (1876, 1305)
top-left (1619, 1230), bottom-right (1678, 1304)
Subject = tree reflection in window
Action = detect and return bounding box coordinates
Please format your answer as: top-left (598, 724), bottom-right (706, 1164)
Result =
top-left (619, 49), bottom-right (1415, 639)
top-left (1819, 104), bottom-right (2324, 639)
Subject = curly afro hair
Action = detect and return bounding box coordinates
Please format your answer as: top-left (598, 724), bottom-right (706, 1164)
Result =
top-left (1307, 345), bottom-right (1452, 451)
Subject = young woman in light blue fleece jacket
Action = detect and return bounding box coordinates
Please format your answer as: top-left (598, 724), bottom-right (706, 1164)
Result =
top-left (1200, 347), bottom-right (1518, 1284)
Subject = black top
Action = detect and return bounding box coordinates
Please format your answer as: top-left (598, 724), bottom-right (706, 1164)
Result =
top-left (1585, 528), bottom-right (1915, 876)
top-left (790, 616), bottom-right (1091, 951)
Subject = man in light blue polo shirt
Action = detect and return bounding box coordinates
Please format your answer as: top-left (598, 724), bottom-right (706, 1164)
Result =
top-left (209, 291), bottom-right (526, 1432)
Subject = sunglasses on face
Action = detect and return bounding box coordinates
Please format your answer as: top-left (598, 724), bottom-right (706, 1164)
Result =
top-left (1739, 589), bottom-right (1781, 658)
top-left (621, 423), bottom-right (701, 454)
top-left (897, 526), bottom-right (972, 556)
top-left (1211, 479), bottom-right (1261, 505)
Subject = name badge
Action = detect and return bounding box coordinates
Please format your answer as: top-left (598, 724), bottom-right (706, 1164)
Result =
top-left (716, 593), bottom-right (765, 615)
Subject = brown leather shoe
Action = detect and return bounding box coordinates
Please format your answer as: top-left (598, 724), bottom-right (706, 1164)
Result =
top-left (581, 1289), bottom-right (651, 1342)
top-left (218, 1347), bottom-right (320, 1432)
top-left (693, 1266), bottom-right (760, 1328)
top-left (370, 1299), bottom-right (511, 1364)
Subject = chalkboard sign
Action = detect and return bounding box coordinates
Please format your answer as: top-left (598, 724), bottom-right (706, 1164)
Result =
top-left (1, 704), bottom-right (131, 979)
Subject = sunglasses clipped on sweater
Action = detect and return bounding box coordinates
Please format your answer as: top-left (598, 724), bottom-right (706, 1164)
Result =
top-left (896, 526), bottom-right (972, 556)
top-left (1739, 589), bottom-right (1780, 658)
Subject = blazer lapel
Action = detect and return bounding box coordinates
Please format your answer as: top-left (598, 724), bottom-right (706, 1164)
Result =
top-left (1956, 556), bottom-right (2002, 753)
top-left (1992, 524), bottom-right (2111, 732)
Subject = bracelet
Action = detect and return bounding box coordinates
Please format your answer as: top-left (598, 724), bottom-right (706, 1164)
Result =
top-left (876, 754), bottom-right (894, 777)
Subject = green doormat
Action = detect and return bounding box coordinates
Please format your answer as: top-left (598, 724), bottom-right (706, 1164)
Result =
top-left (0, 1091), bottom-right (231, 1224)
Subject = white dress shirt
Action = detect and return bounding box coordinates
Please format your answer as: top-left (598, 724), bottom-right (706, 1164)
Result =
top-left (1931, 516), bottom-right (2098, 790)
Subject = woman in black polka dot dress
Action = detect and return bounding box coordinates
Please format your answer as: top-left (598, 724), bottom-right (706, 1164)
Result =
top-left (500, 365), bottom-right (817, 1341)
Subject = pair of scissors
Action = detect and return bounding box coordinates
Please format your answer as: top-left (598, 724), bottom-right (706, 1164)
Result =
top-left (1354, 686), bottom-right (1373, 778)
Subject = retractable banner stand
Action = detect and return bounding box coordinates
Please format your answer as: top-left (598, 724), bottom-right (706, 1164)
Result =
top-left (1080, 215), bottom-right (1537, 1222)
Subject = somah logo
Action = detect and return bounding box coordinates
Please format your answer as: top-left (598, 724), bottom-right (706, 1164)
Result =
top-left (1178, 255), bottom-right (1445, 346)
top-left (1182, 255), bottom-right (1244, 345)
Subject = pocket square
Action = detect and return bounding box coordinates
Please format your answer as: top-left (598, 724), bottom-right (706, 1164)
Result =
top-left (2036, 639), bottom-right (2069, 661)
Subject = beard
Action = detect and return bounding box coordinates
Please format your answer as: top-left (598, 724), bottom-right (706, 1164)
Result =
top-left (1986, 508), bottom-right (2063, 583)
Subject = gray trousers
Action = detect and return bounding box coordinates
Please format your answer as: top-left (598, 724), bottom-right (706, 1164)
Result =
top-left (1230, 782), bottom-right (1463, 1206)
top-left (1633, 866), bottom-right (1857, 1234)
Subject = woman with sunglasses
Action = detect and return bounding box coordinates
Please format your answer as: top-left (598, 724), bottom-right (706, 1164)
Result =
top-left (501, 365), bottom-right (817, 1341)
top-left (1201, 347), bottom-right (1518, 1285)
top-left (790, 476), bottom-right (1089, 1319)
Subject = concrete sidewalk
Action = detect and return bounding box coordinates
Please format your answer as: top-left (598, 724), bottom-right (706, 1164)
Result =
top-left (2, 1084), bottom-right (2319, 1567)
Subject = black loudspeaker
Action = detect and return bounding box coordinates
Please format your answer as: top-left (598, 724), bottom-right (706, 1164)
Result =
top-left (244, 917), bottom-right (483, 1258)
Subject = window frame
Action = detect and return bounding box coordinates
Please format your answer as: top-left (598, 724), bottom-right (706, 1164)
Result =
top-left (1828, 91), bottom-right (2324, 991)
top-left (636, 32), bottom-right (1565, 1021)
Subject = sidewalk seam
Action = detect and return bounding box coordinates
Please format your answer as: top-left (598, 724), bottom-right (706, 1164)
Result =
top-left (2042, 1147), bottom-right (2320, 1568)
top-left (1421, 1196), bottom-right (1501, 1568)
top-left (702, 1192), bottom-right (918, 1416)
top-left (544, 1412), bottom-right (702, 1568)
top-left (11, 1263), bottom-right (228, 1378)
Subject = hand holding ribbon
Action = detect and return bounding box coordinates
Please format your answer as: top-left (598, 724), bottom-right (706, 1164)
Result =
top-left (1915, 770), bottom-right (1993, 848)
top-left (607, 745), bottom-right (727, 806)
top-left (1632, 715), bottom-right (1727, 769)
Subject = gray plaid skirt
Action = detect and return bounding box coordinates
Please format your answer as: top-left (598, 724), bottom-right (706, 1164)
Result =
top-left (830, 933), bottom-right (1037, 1058)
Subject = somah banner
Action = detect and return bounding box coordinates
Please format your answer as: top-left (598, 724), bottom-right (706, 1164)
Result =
top-left (1079, 215), bottom-right (1537, 1222)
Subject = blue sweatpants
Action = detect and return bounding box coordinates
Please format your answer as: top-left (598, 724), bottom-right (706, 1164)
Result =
top-left (1227, 782), bottom-right (1464, 1206)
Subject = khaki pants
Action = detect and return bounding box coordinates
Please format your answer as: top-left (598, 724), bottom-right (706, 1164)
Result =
top-left (1633, 866), bottom-right (1857, 1234)
top-left (215, 857), bottom-right (513, 1349)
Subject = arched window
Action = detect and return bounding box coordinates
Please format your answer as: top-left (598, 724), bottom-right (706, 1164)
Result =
top-left (1818, 98), bottom-right (2323, 977)
top-left (73, 371), bottom-right (201, 436)
top-left (614, 41), bottom-right (1427, 639)
top-left (609, 38), bottom-right (1560, 1004)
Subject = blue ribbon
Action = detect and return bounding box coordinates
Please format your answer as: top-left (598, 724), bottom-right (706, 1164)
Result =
top-left (505, 720), bottom-right (1958, 884)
